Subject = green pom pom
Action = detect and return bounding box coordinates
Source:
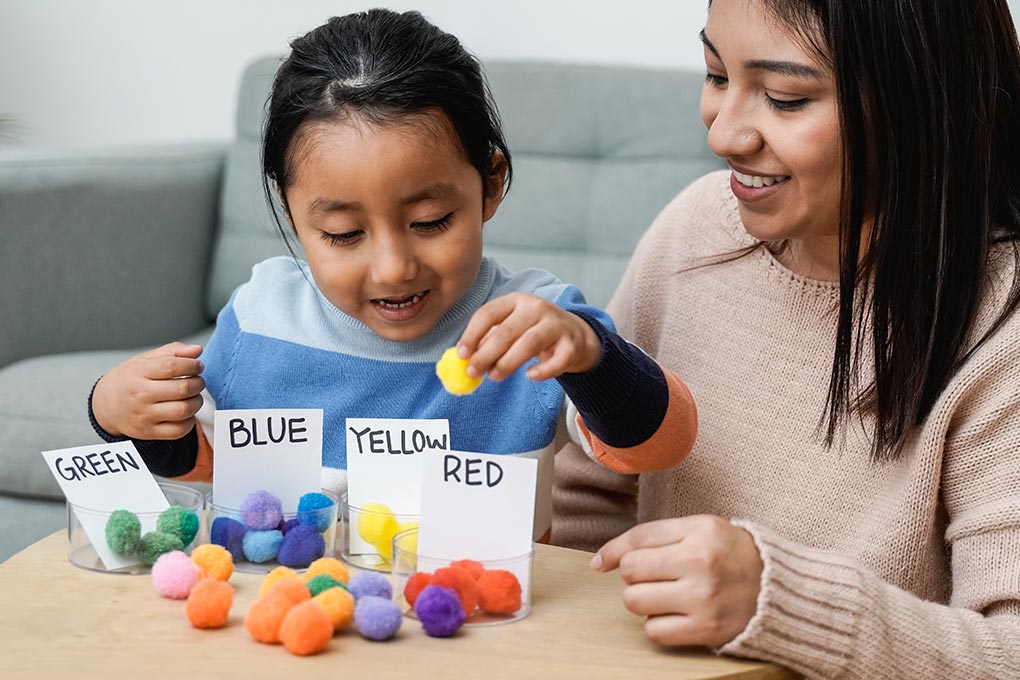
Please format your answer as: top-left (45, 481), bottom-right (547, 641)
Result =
top-left (157, 505), bottom-right (200, 546)
top-left (105, 509), bottom-right (141, 556)
top-left (138, 531), bottom-right (184, 565)
top-left (305, 574), bottom-right (343, 597)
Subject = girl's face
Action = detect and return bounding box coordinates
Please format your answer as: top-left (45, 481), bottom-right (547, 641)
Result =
top-left (284, 113), bottom-right (503, 342)
top-left (700, 0), bottom-right (842, 270)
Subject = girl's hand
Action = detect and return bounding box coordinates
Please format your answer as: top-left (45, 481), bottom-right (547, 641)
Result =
top-left (592, 516), bottom-right (763, 648)
top-left (91, 342), bottom-right (205, 440)
top-left (457, 292), bottom-right (601, 381)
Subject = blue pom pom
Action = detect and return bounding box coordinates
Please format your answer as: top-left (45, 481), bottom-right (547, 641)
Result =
top-left (414, 585), bottom-right (465, 637)
top-left (354, 595), bottom-right (403, 641)
top-left (210, 516), bottom-right (247, 561)
top-left (297, 492), bottom-right (334, 532)
top-left (240, 489), bottom-right (283, 530)
top-left (348, 571), bottom-right (393, 601)
top-left (276, 524), bottom-right (326, 568)
top-left (278, 518), bottom-right (301, 535)
top-left (242, 529), bottom-right (283, 563)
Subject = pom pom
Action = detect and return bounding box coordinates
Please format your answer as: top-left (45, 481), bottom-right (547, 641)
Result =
top-left (449, 559), bottom-right (485, 581)
top-left (190, 543), bottom-right (234, 581)
top-left (305, 557), bottom-right (349, 585)
top-left (356, 502), bottom-right (399, 561)
top-left (151, 550), bottom-right (201, 599)
top-left (266, 578), bottom-right (311, 606)
top-left (276, 524), bottom-right (325, 568)
top-left (313, 587), bottom-right (356, 631)
top-left (279, 518), bottom-right (300, 535)
top-left (210, 516), bottom-right (246, 560)
top-left (259, 566), bottom-right (299, 598)
top-left (414, 585), bottom-right (465, 637)
top-left (431, 566), bottom-right (479, 616)
top-left (279, 600), bottom-right (333, 656)
top-left (244, 592), bottom-right (294, 644)
top-left (477, 569), bottom-right (522, 615)
top-left (105, 509), bottom-right (141, 555)
top-left (393, 521), bottom-right (419, 556)
top-left (186, 578), bottom-right (234, 629)
top-left (305, 574), bottom-right (344, 598)
top-left (435, 346), bottom-right (483, 395)
top-left (240, 490), bottom-right (283, 530)
top-left (138, 531), bottom-right (184, 565)
top-left (402, 571), bottom-right (433, 607)
top-left (354, 595), bottom-right (403, 641)
top-left (156, 505), bottom-right (200, 546)
top-left (243, 529), bottom-right (283, 563)
top-left (297, 492), bottom-right (334, 532)
top-left (348, 571), bottom-right (393, 601)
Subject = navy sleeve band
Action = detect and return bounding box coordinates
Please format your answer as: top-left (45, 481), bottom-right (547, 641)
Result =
top-left (557, 311), bottom-right (670, 448)
top-left (87, 378), bottom-right (198, 478)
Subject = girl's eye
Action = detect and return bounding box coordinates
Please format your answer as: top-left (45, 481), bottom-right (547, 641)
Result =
top-left (766, 95), bottom-right (810, 112)
top-left (412, 212), bottom-right (453, 232)
top-left (319, 229), bottom-right (362, 246)
top-left (705, 73), bottom-right (728, 88)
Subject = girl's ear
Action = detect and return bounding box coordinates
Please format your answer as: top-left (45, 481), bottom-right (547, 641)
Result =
top-left (481, 150), bottom-right (508, 222)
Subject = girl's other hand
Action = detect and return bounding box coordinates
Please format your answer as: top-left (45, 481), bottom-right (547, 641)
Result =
top-left (591, 516), bottom-right (763, 648)
top-left (457, 292), bottom-right (601, 381)
top-left (91, 342), bottom-right (205, 440)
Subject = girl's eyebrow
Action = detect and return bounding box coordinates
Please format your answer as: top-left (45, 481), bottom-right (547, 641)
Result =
top-left (699, 28), bottom-right (823, 80)
top-left (308, 183), bottom-right (459, 214)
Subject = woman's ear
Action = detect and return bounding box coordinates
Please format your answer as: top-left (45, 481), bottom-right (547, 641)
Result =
top-left (481, 150), bottom-right (508, 222)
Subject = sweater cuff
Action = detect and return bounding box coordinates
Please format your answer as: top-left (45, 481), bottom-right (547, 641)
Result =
top-left (557, 310), bottom-right (668, 448)
top-left (87, 378), bottom-right (126, 443)
top-left (717, 520), bottom-right (863, 678)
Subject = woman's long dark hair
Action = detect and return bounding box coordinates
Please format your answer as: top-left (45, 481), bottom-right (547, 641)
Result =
top-left (261, 8), bottom-right (512, 241)
top-left (752, 0), bottom-right (1020, 461)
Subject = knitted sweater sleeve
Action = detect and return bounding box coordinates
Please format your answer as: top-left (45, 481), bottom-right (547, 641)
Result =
top-left (720, 302), bottom-right (1020, 679)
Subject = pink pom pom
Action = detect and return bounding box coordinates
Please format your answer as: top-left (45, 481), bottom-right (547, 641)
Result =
top-left (152, 550), bottom-right (201, 599)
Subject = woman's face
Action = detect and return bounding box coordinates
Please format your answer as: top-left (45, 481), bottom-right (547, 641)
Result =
top-left (700, 0), bottom-right (842, 269)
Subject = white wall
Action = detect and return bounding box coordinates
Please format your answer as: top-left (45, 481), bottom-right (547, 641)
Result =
top-left (2, 0), bottom-right (1020, 151)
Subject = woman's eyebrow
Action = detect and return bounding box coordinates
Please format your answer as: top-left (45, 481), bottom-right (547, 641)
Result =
top-left (699, 29), bottom-right (720, 59)
top-left (699, 28), bottom-right (823, 80)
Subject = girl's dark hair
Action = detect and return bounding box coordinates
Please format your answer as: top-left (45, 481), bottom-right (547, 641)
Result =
top-left (722, 0), bottom-right (1020, 461)
top-left (261, 8), bottom-right (512, 237)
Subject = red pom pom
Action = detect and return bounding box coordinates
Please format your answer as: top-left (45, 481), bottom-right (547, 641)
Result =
top-left (448, 559), bottom-right (485, 581)
top-left (477, 569), bottom-right (521, 615)
top-left (403, 571), bottom-right (433, 607)
top-left (431, 566), bottom-right (479, 616)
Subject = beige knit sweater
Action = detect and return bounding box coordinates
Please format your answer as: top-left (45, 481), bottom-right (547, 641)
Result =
top-left (553, 171), bottom-right (1020, 679)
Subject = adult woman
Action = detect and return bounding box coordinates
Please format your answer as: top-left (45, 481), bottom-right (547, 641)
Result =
top-left (553, 0), bottom-right (1020, 677)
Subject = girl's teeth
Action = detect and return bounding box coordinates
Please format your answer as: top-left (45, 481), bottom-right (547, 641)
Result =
top-left (378, 295), bottom-right (421, 309)
top-left (733, 171), bottom-right (788, 188)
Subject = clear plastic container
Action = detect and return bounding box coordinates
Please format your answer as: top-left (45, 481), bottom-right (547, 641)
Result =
top-left (339, 492), bottom-right (419, 572)
top-left (391, 526), bottom-right (533, 625)
top-left (67, 481), bottom-right (205, 574)
top-left (206, 489), bottom-right (338, 574)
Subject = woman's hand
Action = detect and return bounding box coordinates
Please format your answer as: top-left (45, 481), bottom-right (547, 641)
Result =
top-left (457, 292), bottom-right (601, 381)
top-left (592, 515), bottom-right (763, 648)
top-left (91, 342), bottom-right (205, 440)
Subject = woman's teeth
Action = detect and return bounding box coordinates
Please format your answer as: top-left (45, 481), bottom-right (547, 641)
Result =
top-left (376, 295), bottom-right (421, 309)
top-left (733, 171), bottom-right (790, 188)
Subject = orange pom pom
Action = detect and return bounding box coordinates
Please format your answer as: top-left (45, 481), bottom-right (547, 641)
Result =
top-left (244, 592), bottom-right (294, 643)
top-left (279, 600), bottom-right (333, 656)
top-left (267, 578), bottom-right (311, 606)
top-left (259, 566), bottom-right (299, 598)
top-left (186, 578), bottom-right (234, 628)
top-left (190, 544), bottom-right (234, 581)
top-left (477, 569), bottom-right (522, 615)
top-left (304, 557), bottom-right (350, 585)
top-left (313, 586), bottom-right (355, 630)
top-left (431, 566), bottom-right (479, 616)
top-left (449, 559), bottom-right (485, 580)
top-left (403, 571), bottom-right (433, 607)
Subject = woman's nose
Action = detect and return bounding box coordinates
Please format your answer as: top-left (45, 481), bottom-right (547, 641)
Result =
top-left (704, 92), bottom-right (763, 160)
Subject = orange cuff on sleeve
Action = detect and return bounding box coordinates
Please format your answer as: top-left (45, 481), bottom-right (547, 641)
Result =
top-left (169, 421), bottom-right (213, 483)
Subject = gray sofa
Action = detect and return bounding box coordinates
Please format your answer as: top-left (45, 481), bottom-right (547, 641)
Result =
top-left (0, 58), bottom-right (721, 561)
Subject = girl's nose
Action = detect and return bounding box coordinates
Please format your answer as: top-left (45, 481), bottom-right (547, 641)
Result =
top-left (705, 94), bottom-right (763, 160)
top-left (370, 232), bottom-right (419, 285)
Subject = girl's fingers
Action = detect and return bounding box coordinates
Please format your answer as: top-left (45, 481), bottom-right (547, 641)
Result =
top-left (147, 376), bottom-right (206, 403)
top-left (457, 297), bottom-right (516, 358)
top-left (141, 355), bottom-right (205, 380)
top-left (525, 340), bottom-right (573, 380)
top-left (484, 325), bottom-right (555, 380)
top-left (148, 418), bottom-right (198, 441)
top-left (148, 394), bottom-right (204, 424)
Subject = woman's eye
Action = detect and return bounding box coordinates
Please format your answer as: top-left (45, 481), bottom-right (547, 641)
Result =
top-left (319, 229), bottom-right (362, 246)
top-left (766, 95), bottom-right (810, 112)
top-left (412, 212), bottom-right (453, 232)
top-left (705, 73), bottom-right (728, 88)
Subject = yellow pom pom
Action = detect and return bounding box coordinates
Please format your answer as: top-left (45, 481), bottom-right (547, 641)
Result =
top-left (190, 543), bottom-right (233, 581)
top-left (304, 557), bottom-right (350, 585)
top-left (394, 521), bottom-right (419, 556)
top-left (313, 586), bottom-right (356, 631)
top-left (435, 347), bottom-right (482, 395)
top-left (357, 502), bottom-right (399, 562)
top-left (259, 566), bottom-right (300, 598)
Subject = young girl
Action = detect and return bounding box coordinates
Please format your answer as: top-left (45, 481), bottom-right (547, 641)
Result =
top-left (87, 9), bottom-right (697, 536)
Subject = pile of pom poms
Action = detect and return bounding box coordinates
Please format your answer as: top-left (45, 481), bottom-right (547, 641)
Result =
top-left (209, 489), bottom-right (336, 568)
top-left (355, 501), bottom-right (418, 563)
top-left (403, 559), bottom-right (522, 636)
top-left (149, 543), bottom-right (236, 630)
top-left (104, 504), bottom-right (200, 565)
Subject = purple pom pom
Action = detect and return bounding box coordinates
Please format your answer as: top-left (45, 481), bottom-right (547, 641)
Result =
top-left (354, 595), bottom-right (403, 641)
top-left (239, 489), bottom-right (283, 530)
top-left (348, 571), bottom-right (393, 601)
top-left (278, 518), bottom-right (301, 535)
top-left (276, 523), bottom-right (326, 568)
top-left (414, 585), bottom-right (465, 638)
top-left (210, 516), bottom-right (246, 561)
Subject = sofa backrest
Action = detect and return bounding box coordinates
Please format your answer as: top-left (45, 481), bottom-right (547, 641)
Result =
top-left (206, 57), bottom-right (722, 318)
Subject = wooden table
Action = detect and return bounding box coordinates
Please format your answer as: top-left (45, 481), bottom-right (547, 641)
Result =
top-left (0, 532), bottom-right (792, 679)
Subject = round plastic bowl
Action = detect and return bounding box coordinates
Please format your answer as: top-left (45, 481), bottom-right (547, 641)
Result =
top-left (339, 492), bottom-right (418, 573)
